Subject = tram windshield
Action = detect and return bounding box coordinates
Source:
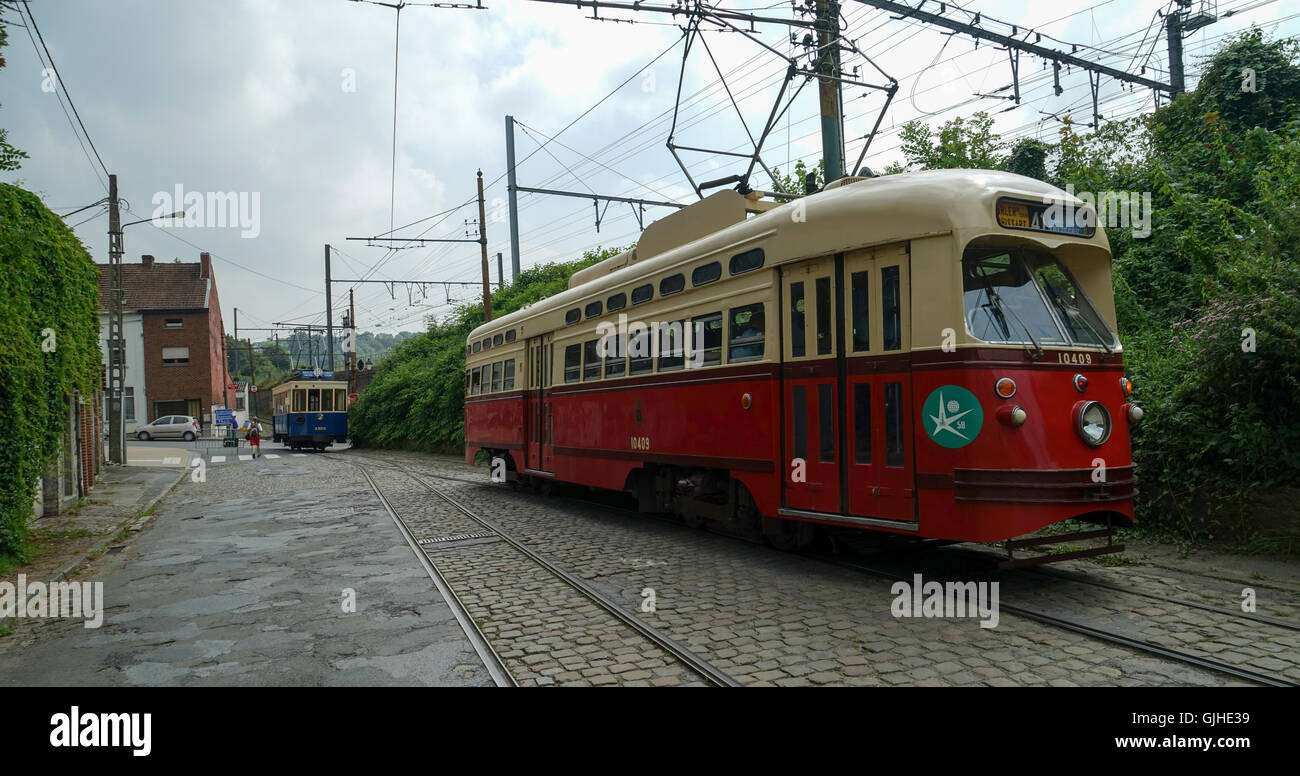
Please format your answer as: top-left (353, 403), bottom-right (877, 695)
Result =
top-left (962, 248), bottom-right (1117, 349)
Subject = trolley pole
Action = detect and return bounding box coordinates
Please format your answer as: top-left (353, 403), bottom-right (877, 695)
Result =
top-left (505, 115), bottom-right (522, 280)
top-left (325, 244), bottom-right (335, 371)
top-left (107, 173), bottom-right (125, 465)
top-left (815, 0), bottom-right (845, 183)
top-left (477, 170), bottom-right (492, 322)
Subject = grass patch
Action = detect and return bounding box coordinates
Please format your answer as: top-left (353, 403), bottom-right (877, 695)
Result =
top-left (0, 625), bottom-right (12, 637)
top-left (0, 528), bottom-right (98, 575)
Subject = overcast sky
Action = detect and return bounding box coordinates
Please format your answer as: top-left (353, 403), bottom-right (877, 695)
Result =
top-left (2, 0), bottom-right (1294, 337)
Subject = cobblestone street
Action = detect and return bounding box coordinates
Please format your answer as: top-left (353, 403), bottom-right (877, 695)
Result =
top-left (6, 448), bottom-right (1294, 687)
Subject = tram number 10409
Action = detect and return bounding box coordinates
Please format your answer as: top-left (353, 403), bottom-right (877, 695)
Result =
top-left (630, 436), bottom-right (651, 451)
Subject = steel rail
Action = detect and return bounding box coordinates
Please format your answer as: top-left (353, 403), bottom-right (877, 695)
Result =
top-left (816, 555), bottom-right (1298, 688)
top-left (402, 468), bottom-right (741, 687)
top-left (358, 465), bottom-right (517, 687)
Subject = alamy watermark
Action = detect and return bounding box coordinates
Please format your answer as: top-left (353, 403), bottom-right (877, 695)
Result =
top-left (891, 573), bottom-right (999, 628)
top-left (595, 315), bottom-right (709, 369)
top-left (1043, 184), bottom-right (1152, 239)
top-left (151, 184), bottom-right (261, 238)
top-left (0, 575), bottom-right (103, 628)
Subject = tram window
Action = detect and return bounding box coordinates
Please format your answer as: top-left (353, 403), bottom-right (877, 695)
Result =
top-left (691, 312), bottom-right (723, 367)
top-left (563, 345), bottom-right (581, 383)
top-left (336, 389), bottom-right (347, 409)
top-left (658, 321), bottom-right (685, 371)
top-left (730, 248), bottom-right (764, 275)
top-left (565, 308), bottom-right (580, 325)
top-left (585, 301), bottom-right (602, 319)
top-left (885, 382), bottom-right (904, 466)
top-left (816, 277), bottom-right (832, 355)
top-left (493, 333), bottom-right (503, 347)
top-left (293, 390), bottom-right (306, 412)
top-left (790, 282), bottom-right (806, 357)
top-left (321, 390), bottom-right (333, 411)
top-left (882, 266), bottom-right (901, 351)
top-left (308, 390), bottom-right (321, 411)
top-left (660, 273), bottom-right (685, 296)
top-left (503, 359), bottom-right (515, 390)
top-left (631, 284), bottom-right (653, 305)
top-left (728, 303), bottom-right (764, 362)
top-left (473, 341), bottom-right (482, 353)
top-left (492, 362), bottom-right (503, 392)
top-left (607, 292), bottom-right (627, 312)
top-left (604, 333), bottom-right (626, 378)
top-left (818, 384), bottom-right (834, 463)
top-left (792, 385), bottom-right (808, 462)
top-left (629, 328), bottom-right (653, 375)
top-left (692, 261), bottom-right (721, 287)
top-left (484, 338), bottom-right (493, 351)
top-left (505, 330), bottom-right (516, 343)
top-left (470, 368), bottom-right (482, 395)
top-left (853, 384), bottom-right (871, 464)
top-left (583, 339), bottom-right (602, 381)
top-left (851, 271), bottom-right (870, 352)
top-left (465, 372), bottom-right (470, 396)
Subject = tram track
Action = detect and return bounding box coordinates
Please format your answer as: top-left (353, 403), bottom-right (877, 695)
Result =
top-left (338, 453), bottom-right (738, 687)
top-left (340, 450), bottom-right (1298, 687)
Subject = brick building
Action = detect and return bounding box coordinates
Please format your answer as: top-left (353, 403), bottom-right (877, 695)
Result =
top-left (97, 252), bottom-right (233, 430)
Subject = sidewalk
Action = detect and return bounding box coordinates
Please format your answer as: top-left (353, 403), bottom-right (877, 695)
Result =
top-left (2, 465), bottom-right (186, 612)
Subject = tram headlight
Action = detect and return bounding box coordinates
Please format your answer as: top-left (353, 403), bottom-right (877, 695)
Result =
top-left (1074, 401), bottom-right (1112, 447)
top-left (1125, 403), bottom-right (1144, 423)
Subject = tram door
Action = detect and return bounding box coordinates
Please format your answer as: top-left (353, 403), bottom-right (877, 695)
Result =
top-left (782, 258), bottom-right (842, 514)
top-left (781, 247), bottom-right (915, 522)
top-left (525, 333), bottom-right (554, 473)
top-left (843, 245), bottom-right (915, 522)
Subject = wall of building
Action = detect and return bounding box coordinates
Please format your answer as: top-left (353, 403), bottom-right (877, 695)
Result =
top-left (98, 311), bottom-right (146, 434)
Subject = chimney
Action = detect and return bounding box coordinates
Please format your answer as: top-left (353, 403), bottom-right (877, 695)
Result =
top-left (200, 252), bottom-right (211, 279)
top-left (142, 254), bottom-right (155, 267)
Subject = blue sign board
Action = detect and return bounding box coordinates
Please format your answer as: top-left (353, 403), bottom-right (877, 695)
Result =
top-left (299, 370), bottom-right (336, 380)
top-left (214, 409), bottom-right (235, 425)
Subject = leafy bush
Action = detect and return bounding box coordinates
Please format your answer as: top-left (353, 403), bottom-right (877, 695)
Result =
top-left (0, 184), bottom-right (102, 561)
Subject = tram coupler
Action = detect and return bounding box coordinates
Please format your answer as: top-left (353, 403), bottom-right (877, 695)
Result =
top-left (997, 527), bottom-right (1124, 570)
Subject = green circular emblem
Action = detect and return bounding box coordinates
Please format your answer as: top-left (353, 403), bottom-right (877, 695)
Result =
top-left (922, 385), bottom-right (983, 449)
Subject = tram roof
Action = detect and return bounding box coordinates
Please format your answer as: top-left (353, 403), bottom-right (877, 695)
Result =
top-left (470, 169), bottom-right (1110, 343)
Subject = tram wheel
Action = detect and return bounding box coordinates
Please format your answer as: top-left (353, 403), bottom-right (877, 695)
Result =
top-left (763, 516), bottom-right (814, 551)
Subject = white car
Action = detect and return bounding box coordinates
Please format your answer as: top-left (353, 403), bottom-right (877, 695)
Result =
top-left (134, 415), bottom-right (200, 441)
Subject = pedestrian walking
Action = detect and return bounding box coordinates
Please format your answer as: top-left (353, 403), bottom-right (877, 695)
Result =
top-left (249, 420), bottom-right (262, 459)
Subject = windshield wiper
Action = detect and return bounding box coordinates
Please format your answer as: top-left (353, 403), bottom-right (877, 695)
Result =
top-left (1042, 284), bottom-right (1116, 360)
top-left (989, 290), bottom-right (1044, 360)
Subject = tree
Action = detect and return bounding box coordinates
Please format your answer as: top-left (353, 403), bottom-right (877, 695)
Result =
top-left (769, 158), bottom-right (825, 201)
top-left (894, 111), bottom-right (1006, 171)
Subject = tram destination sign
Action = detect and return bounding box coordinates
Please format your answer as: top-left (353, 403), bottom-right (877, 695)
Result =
top-left (996, 197), bottom-right (1096, 238)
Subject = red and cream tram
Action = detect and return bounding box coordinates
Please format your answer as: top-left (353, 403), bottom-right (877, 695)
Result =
top-left (464, 169), bottom-right (1140, 551)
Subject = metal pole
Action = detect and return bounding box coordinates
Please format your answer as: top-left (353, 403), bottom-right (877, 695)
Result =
top-left (1167, 9), bottom-right (1185, 96)
top-left (815, 0), bottom-right (844, 183)
top-left (349, 289), bottom-right (357, 396)
top-left (325, 244), bottom-right (335, 371)
top-left (505, 115), bottom-right (521, 280)
top-left (478, 170), bottom-right (492, 321)
top-left (107, 173), bottom-right (125, 465)
top-left (497, 252), bottom-right (504, 290)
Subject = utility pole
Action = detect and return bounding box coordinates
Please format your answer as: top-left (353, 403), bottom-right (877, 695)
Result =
top-left (497, 252), bottom-right (504, 290)
top-left (324, 244), bottom-right (335, 372)
top-left (815, 0), bottom-right (845, 182)
top-left (107, 174), bottom-right (125, 465)
top-left (505, 115), bottom-right (522, 280)
top-left (1167, 11), bottom-right (1185, 96)
top-left (348, 289), bottom-right (357, 396)
top-left (477, 170), bottom-right (492, 322)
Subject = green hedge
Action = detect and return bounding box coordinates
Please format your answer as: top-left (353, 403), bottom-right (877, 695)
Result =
top-left (0, 183), bottom-right (102, 561)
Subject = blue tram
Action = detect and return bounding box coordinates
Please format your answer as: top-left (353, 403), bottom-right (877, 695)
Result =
top-left (271, 374), bottom-right (350, 451)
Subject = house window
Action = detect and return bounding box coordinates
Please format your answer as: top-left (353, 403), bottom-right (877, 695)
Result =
top-left (123, 387), bottom-right (135, 421)
top-left (162, 346), bottom-right (189, 365)
top-left (164, 318), bottom-right (183, 329)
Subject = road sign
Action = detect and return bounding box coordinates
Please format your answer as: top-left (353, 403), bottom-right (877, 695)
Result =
top-left (214, 408), bottom-right (235, 426)
top-left (250, 385), bottom-right (259, 393)
top-left (227, 383), bottom-right (238, 391)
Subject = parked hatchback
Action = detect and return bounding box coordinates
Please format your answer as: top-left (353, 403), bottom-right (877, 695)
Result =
top-left (135, 415), bottom-right (200, 441)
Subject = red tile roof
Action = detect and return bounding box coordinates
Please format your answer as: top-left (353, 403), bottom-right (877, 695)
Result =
top-left (96, 261), bottom-right (210, 311)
